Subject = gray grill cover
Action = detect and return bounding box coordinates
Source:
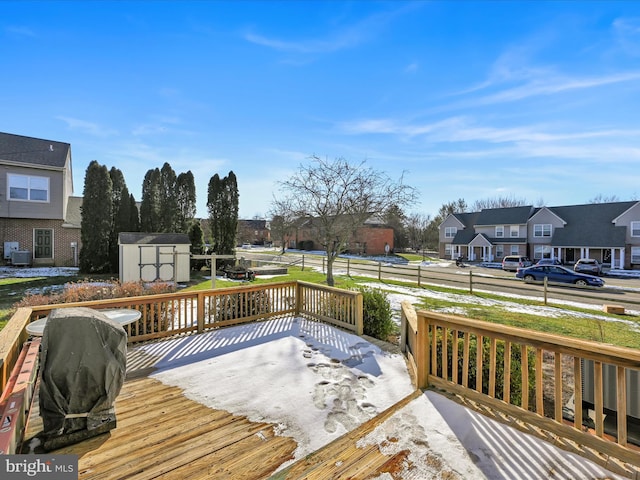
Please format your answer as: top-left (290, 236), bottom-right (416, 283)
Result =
top-left (39, 307), bottom-right (127, 436)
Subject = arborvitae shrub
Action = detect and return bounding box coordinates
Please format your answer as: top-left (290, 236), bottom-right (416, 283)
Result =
top-left (359, 286), bottom-right (395, 341)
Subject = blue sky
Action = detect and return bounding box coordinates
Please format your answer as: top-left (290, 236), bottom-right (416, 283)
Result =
top-left (2, 1), bottom-right (640, 219)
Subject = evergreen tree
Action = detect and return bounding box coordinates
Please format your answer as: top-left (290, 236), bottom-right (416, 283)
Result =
top-left (159, 162), bottom-right (178, 232)
top-left (108, 167), bottom-right (127, 272)
top-left (176, 171), bottom-right (197, 232)
top-left (140, 168), bottom-right (162, 232)
top-left (79, 160), bottom-right (113, 273)
top-left (188, 220), bottom-right (205, 254)
top-left (128, 193), bottom-right (140, 231)
top-left (188, 219), bottom-right (207, 270)
top-left (384, 204), bottom-right (409, 251)
top-left (207, 171), bottom-right (239, 255)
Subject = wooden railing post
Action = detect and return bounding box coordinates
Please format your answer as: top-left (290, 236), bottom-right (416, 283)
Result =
top-left (355, 291), bottom-right (364, 336)
top-left (197, 291), bottom-right (205, 333)
top-left (416, 313), bottom-right (429, 389)
top-left (295, 281), bottom-right (302, 316)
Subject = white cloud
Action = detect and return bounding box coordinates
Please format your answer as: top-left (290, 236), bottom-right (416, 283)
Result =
top-left (5, 25), bottom-right (36, 37)
top-left (57, 116), bottom-right (117, 137)
top-left (244, 3), bottom-right (418, 54)
top-left (472, 71), bottom-right (640, 106)
top-left (613, 16), bottom-right (640, 56)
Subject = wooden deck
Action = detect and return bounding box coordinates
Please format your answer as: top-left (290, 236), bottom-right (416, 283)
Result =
top-left (23, 377), bottom-right (298, 479)
top-left (22, 374), bottom-right (424, 480)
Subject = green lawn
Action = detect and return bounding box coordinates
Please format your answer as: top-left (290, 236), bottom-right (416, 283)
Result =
top-left (2, 267), bottom-right (638, 350)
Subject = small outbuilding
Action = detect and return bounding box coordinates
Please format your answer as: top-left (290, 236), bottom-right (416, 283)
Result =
top-left (118, 232), bottom-right (191, 284)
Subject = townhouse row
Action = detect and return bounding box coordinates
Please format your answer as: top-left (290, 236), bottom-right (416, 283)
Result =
top-left (439, 203), bottom-right (640, 270)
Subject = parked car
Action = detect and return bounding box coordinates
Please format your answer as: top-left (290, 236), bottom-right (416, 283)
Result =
top-left (574, 258), bottom-right (603, 276)
top-left (536, 258), bottom-right (561, 266)
top-left (501, 255), bottom-right (532, 272)
top-left (515, 265), bottom-right (605, 287)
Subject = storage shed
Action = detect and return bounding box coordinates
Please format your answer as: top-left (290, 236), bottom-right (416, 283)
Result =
top-left (118, 232), bottom-right (191, 283)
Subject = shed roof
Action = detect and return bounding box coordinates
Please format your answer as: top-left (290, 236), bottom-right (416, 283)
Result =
top-left (119, 233), bottom-right (190, 245)
top-left (0, 132), bottom-right (70, 168)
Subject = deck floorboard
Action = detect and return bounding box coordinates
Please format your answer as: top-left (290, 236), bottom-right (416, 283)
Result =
top-left (22, 375), bottom-right (421, 480)
top-left (23, 377), bottom-right (298, 480)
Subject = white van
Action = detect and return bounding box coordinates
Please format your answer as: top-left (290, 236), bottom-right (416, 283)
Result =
top-left (501, 255), bottom-right (532, 272)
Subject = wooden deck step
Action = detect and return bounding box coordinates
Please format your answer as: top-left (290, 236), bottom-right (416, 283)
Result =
top-left (271, 389), bottom-right (423, 479)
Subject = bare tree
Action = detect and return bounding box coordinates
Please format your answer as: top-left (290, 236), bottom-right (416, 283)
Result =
top-left (277, 156), bottom-right (418, 286)
top-left (471, 195), bottom-right (528, 211)
top-left (589, 194), bottom-right (620, 204)
top-left (405, 212), bottom-right (432, 253)
top-left (269, 196), bottom-right (298, 253)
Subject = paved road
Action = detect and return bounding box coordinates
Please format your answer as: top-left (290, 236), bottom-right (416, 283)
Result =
top-left (243, 251), bottom-right (640, 313)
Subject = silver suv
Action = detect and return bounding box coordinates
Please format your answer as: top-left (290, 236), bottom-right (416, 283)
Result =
top-left (574, 258), bottom-right (602, 276)
top-left (502, 255), bottom-right (532, 272)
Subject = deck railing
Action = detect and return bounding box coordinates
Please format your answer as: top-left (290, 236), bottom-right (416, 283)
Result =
top-left (0, 281), bottom-right (363, 393)
top-left (399, 301), bottom-right (640, 471)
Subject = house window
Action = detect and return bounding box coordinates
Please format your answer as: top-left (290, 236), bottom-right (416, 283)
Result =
top-left (533, 245), bottom-right (551, 260)
top-left (495, 226), bottom-right (504, 238)
top-left (510, 245), bottom-right (519, 255)
top-left (445, 244), bottom-right (453, 257)
top-left (496, 245), bottom-right (504, 258)
top-left (510, 226), bottom-right (519, 237)
top-left (631, 221), bottom-right (640, 237)
top-left (445, 227), bottom-right (457, 238)
top-left (632, 247), bottom-right (640, 264)
top-left (34, 229), bottom-right (53, 259)
top-left (533, 224), bottom-right (551, 237)
top-left (8, 174), bottom-right (49, 202)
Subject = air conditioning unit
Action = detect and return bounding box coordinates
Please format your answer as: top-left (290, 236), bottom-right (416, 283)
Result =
top-left (4, 242), bottom-right (19, 260)
top-left (11, 251), bottom-right (32, 266)
top-left (582, 359), bottom-right (640, 420)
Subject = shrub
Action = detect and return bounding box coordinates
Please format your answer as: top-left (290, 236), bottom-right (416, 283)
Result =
top-left (358, 287), bottom-right (395, 341)
top-left (213, 290), bottom-right (271, 321)
top-left (13, 279), bottom-right (177, 308)
top-left (435, 331), bottom-right (537, 408)
top-left (14, 279), bottom-right (178, 335)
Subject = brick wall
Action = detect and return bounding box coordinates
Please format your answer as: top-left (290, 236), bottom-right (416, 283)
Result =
top-left (288, 225), bottom-right (394, 255)
top-left (0, 219), bottom-right (81, 267)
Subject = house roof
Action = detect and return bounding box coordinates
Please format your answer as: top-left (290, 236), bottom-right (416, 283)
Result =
top-left (452, 211), bottom-right (480, 229)
top-left (119, 232), bottom-right (190, 245)
top-left (474, 206), bottom-right (534, 226)
top-left (239, 219), bottom-right (268, 229)
top-left (0, 132), bottom-right (70, 168)
top-left (63, 196), bottom-right (83, 228)
top-left (450, 212), bottom-right (480, 245)
top-left (547, 202), bottom-right (636, 248)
